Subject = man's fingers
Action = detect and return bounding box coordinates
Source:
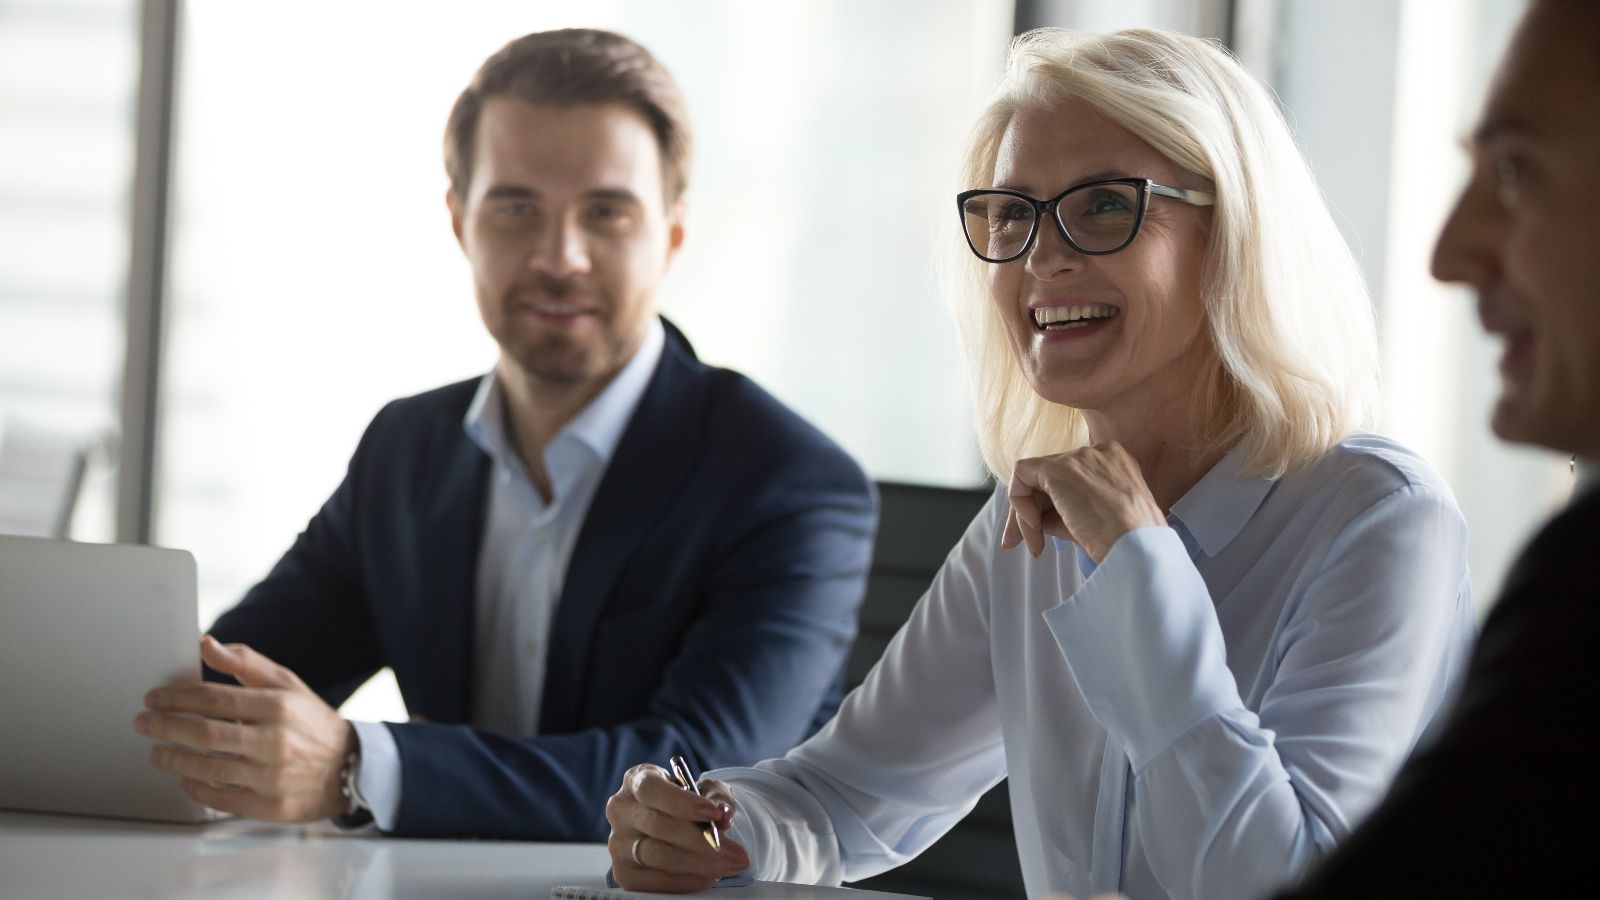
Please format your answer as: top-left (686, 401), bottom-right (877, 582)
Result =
top-left (135, 709), bottom-right (250, 755)
top-left (150, 744), bottom-right (271, 793)
top-left (177, 778), bottom-right (247, 814)
top-left (137, 709), bottom-right (292, 766)
top-left (144, 683), bottom-right (284, 723)
top-left (177, 779), bottom-right (293, 823)
top-left (200, 635), bottom-right (300, 691)
top-left (141, 648), bottom-right (349, 825)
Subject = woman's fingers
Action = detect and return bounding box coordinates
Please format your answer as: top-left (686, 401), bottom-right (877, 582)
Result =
top-left (609, 831), bottom-right (726, 894)
top-left (699, 778), bottom-right (738, 829)
top-left (1001, 506), bottom-right (1018, 551)
top-left (1010, 443), bottom-right (1162, 562)
top-left (1001, 505), bottom-right (1024, 552)
top-left (1039, 504), bottom-right (1075, 543)
top-left (607, 765), bottom-right (751, 891)
top-left (611, 766), bottom-right (722, 852)
top-left (621, 832), bottom-right (750, 876)
top-left (1004, 470), bottom-right (1056, 554)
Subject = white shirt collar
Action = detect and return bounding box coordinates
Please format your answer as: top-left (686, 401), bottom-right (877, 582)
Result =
top-left (463, 317), bottom-right (666, 473)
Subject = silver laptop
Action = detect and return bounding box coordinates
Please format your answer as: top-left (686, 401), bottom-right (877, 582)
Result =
top-left (0, 533), bottom-right (217, 823)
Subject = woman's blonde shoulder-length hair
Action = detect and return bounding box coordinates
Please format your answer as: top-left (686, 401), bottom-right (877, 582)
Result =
top-left (947, 27), bottom-right (1380, 482)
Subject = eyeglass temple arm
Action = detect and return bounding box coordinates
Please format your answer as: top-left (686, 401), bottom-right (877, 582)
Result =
top-left (1148, 182), bottom-right (1216, 207)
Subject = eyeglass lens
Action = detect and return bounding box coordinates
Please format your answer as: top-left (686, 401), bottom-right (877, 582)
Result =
top-left (960, 182), bottom-right (1143, 260)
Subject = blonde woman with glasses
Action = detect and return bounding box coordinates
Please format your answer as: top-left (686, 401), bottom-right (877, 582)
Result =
top-left (603, 27), bottom-right (1474, 900)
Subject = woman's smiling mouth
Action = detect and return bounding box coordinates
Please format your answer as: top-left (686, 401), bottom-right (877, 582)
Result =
top-left (1032, 304), bottom-right (1120, 331)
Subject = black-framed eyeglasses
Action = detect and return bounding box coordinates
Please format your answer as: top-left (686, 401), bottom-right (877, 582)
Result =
top-left (956, 177), bottom-right (1216, 263)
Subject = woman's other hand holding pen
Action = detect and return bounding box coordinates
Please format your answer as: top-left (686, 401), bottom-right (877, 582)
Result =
top-left (606, 763), bottom-right (749, 893)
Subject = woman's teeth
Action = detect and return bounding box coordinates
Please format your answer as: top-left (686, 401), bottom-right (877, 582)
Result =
top-left (1032, 304), bottom-right (1119, 330)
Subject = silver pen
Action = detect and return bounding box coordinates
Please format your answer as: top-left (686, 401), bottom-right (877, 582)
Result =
top-left (668, 754), bottom-right (721, 851)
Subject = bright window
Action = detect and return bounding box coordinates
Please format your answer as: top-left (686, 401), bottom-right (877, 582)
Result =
top-left (0, 0), bottom-right (137, 543)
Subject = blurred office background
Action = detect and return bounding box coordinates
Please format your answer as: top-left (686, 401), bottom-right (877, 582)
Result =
top-left (0, 0), bottom-right (1559, 727)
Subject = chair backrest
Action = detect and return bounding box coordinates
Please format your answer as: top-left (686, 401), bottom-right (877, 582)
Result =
top-left (846, 480), bottom-right (1029, 900)
top-left (0, 419), bottom-right (95, 539)
top-left (845, 480), bottom-right (992, 685)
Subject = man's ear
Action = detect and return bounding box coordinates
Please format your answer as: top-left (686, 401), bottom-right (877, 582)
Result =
top-left (446, 187), bottom-right (466, 248)
top-left (665, 193), bottom-right (688, 263)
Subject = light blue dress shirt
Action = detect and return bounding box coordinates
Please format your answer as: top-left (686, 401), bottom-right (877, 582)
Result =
top-left (715, 434), bottom-right (1475, 900)
top-left (349, 319), bottom-right (664, 830)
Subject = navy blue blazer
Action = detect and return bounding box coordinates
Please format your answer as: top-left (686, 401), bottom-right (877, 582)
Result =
top-left (209, 320), bottom-right (876, 840)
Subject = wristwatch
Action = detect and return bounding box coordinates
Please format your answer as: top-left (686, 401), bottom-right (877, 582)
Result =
top-left (333, 749), bottom-right (374, 829)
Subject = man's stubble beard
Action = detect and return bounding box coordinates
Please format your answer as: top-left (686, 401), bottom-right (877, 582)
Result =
top-left (506, 330), bottom-right (620, 387)
top-left (495, 274), bottom-right (614, 387)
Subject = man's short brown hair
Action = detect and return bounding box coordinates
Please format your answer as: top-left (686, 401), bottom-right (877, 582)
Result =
top-left (444, 28), bottom-right (692, 202)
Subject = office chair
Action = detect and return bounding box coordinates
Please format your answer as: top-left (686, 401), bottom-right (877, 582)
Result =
top-left (847, 480), bottom-right (1027, 900)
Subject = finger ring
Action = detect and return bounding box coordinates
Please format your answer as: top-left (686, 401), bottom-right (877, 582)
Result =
top-left (630, 836), bottom-right (646, 867)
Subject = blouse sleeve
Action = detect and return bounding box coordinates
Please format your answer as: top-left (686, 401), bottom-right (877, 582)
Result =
top-left (712, 491), bottom-right (1010, 885)
top-left (1043, 482), bottom-right (1471, 900)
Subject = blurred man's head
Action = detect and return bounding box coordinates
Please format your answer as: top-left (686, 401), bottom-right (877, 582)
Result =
top-left (443, 29), bottom-right (690, 391)
top-left (444, 29), bottom-right (692, 206)
top-left (1432, 0), bottom-right (1600, 458)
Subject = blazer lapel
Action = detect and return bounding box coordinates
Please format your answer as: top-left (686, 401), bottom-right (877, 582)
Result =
top-left (539, 321), bottom-right (708, 733)
top-left (413, 414), bottom-right (491, 724)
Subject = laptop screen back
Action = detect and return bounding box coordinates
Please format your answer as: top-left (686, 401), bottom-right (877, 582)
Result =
top-left (0, 534), bottom-right (212, 822)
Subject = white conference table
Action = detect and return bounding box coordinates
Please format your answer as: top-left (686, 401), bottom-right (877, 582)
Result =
top-left (0, 810), bottom-right (615, 899)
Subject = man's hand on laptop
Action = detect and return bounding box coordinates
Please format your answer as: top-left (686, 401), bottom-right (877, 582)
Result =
top-left (133, 634), bottom-right (356, 822)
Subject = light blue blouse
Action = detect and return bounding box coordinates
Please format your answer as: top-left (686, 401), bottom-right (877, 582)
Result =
top-left (714, 434), bottom-right (1474, 900)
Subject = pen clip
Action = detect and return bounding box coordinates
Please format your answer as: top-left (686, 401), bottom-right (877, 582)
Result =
top-left (669, 756), bottom-right (694, 792)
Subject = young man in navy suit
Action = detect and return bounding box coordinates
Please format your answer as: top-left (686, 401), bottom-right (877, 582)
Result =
top-left (133, 29), bottom-right (876, 841)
